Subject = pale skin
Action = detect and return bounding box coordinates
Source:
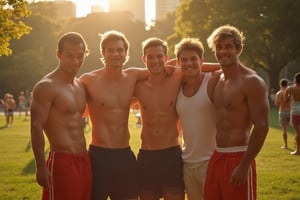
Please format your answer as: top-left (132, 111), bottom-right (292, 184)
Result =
top-left (30, 42), bottom-right (87, 189)
top-left (79, 39), bottom-right (149, 149)
top-left (213, 37), bottom-right (269, 186)
top-left (285, 77), bottom-right (300, 155)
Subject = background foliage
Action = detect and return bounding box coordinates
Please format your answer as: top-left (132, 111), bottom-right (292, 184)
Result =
top-left (0, 0), bottom-right (300, 101)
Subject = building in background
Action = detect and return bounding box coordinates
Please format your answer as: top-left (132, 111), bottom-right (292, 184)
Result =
top-left (155, 0), bottom-right (179, 20)
top-left (109, 0), bottom-right (145, 23)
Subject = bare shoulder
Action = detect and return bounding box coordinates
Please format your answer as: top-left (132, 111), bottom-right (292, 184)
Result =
top-left (241, 66), bottom-right (267, 95)
top-left (79, 68), bottom-right (104, 82)
top-left (125, 67), bottom-right (148, 81)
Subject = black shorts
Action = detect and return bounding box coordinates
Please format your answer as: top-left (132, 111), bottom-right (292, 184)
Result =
top-left (89, 145), bottom-right (138, 200)
top-left (137, 145), bottom-right (184, 196)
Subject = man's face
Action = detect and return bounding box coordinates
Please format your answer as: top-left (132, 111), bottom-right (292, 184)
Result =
top-left (102, 40), bottom-right (127, 67)
top-left (143, 45), bottom-right (168, 76)
top-left (214, 37), bottom-right (240, 68)
top-left (57, 42), bottom-right (86, 75)
top-left (178, 50), bottom-right (202, 77)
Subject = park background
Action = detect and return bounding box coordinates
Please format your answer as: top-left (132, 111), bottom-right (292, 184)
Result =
top-left (1, 0), bottom-right (300, 100)
top-left (1, 1), bottom-right (300, 199)
top-left (0, 108), bottom-right (300, 199)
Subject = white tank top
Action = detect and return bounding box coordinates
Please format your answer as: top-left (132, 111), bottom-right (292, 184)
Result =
top-left (176, 73), bottom-right (216, 163)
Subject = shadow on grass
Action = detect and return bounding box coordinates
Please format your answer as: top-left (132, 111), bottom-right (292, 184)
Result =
top-left (22, 147), bottom-right (49, 175)
top-left (25, 140), bottom-right (31, 152)
top-left (0, 125), bottom-right (7, 130)
top-left (22, 159), bottom-right (35, 175)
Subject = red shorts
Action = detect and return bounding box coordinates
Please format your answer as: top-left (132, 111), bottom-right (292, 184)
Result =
top-left (204, 147), bottom-right (256, 200)
top-left (42, 151), bottom-right (92, 200)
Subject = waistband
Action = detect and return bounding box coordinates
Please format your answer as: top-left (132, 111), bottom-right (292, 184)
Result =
top-left (49, 151), bottom-right (89, 159)
top-left (89, 144), bottom-right (131, 152)
top-left (139, 145), bottom-right (181, 154)
top-left (216, 146), bottom-right (248, 153)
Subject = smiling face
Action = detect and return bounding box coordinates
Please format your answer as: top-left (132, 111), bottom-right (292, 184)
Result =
top-left (214, 37), bottom-right (242, 68)
top-left (178, 50), bottom-right (203, 78)
top-left (143, 45), bottom-right (168, 76)
top-left (57, 42), bottom-right (86, 75)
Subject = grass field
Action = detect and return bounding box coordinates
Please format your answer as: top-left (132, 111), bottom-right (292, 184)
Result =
top-left (0, 108), bottom-right (299, 200)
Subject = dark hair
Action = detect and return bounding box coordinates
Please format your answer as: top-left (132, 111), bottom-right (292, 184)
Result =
top-left (57, 32), bottom-right (89, 55)
top-left (280, 79), bottom-right (288, 87)
top-left (294, 72), bottom-right (300, 84)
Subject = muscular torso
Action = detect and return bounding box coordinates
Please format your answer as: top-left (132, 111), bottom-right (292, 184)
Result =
top-left (213, 73), bottom-right (253, 147)
top-left (42, 79), bottom-right (86, 153)
top-left (81, 68), bottom-right (137, 148)
top-left (135, 75), bottom-right (182, 150)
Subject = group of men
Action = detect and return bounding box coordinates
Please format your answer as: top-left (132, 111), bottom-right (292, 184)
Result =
top-left (30, 25), bottom-right (270, 200)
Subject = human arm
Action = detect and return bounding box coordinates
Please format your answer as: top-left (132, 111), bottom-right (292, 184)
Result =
top-left (30, 81), bottom-right (53, 188)
top-left (274, 92), bottom-right (280, 107)
top-left (231, 76), bottom-right (269, 186)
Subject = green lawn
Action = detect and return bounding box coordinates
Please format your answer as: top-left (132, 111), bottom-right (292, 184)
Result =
top-left (0, 108), bottom-right (299, 200)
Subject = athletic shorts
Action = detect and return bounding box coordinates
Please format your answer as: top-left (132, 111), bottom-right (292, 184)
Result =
top-left (137, 145), bottom-right (185, 197)
top-left (42, 151), bottom-right (92, 200)
top-left (291, 114), bottom-right (300, 126)
top-left (279, 111), bottom-right (290, 125)
top-left (183, 160), bottom-right (209, 200)
top-left (204, 146), bottom-right (256, 200)
top-left (7, 109), bottom-right (14, 117)
top-left (89, 145), bottom-right (138, 200)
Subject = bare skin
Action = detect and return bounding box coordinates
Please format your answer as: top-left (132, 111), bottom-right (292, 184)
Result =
top-left (275, 83), bottom-right (290, 148)
top-left (134, 45), bottom-right (182, 150)
top-left (134, 44), bottom-right (185, 200)
top-left (80, 40), bottom-right (148, 149)
top-left (213, 37), bottom-right (269, 186)
top-left (30, 41), bottom-right (88, 189)
top-left (285, 76), bottom-right (300, 155)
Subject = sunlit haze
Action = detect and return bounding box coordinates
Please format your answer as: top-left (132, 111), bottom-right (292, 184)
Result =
top-left (71, 0), bottom-right (109, 17)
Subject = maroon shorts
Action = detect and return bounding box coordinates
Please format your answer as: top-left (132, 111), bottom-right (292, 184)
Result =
top-left (291, 114), bottom-right (300, 126)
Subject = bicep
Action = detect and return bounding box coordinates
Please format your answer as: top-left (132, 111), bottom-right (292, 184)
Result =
top-left (31, 85), bottom-right (53, 128)
top-left (246, 79), bottom-right (269, 125)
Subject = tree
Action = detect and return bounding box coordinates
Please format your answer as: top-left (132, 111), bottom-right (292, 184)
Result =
top-left (0, 0), bottom-right (31, 56)
top-left (171, 0), bottom-right (300, 92)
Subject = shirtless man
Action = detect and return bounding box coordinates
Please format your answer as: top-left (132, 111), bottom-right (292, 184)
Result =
top-left (18, 91), bottom-right (27, 118)
top-left (30, 32), bottom-right (92, 200)
top-left (285, 72), bottom-right (300, 155)
top-left (175, 38), bottom-right (220, 200)
top-left (204, 25), bottom-right (269, 200)
top-left (275, 79), bottom-right (291, 149)
top-left (79, 30), bottom-right (149, 200)
top-left (134, 37), bottom-right (185, 200)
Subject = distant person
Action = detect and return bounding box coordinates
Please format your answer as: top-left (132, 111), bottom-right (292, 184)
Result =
top-left (18, 91), bottom-right (28, 118)
top-left (79, 30), bottom-right (149, 200)
top-left (30, 32), bottom-right (92, 200)
top-left (204, 25), bottom-right (269, 200)
top-left (285, 72), bottom-right (300, 155)
top-left (6, 94), bottom-right (16, 128)
top-left (275, 79), bottom-right (291, 149)
top-left (175, 38), bottom-right (221, 200)
top-left (134, 37), bottom-right (185, 200)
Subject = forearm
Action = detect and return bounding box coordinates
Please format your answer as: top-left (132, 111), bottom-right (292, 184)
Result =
top-left (240, 125), bottom-right (269, 168)
top-left (31, 129), bottom-right (46, 168)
